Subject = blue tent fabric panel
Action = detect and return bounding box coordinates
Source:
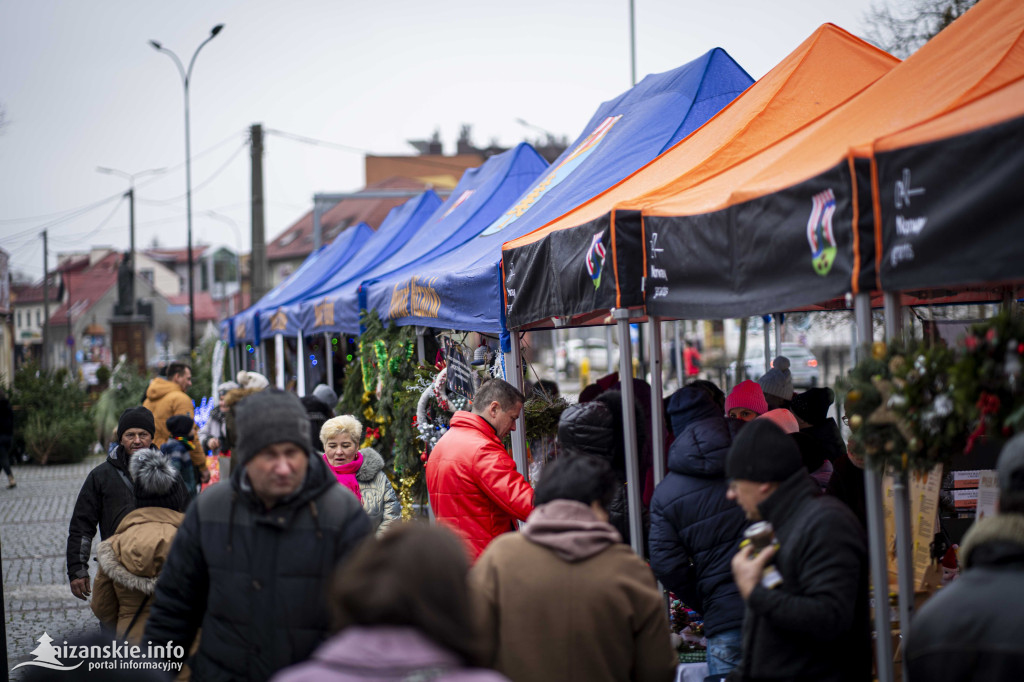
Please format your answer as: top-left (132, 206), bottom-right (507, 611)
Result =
top-left (307, 143), bottom-right (549, 334)
top-left (366, 48), bottom-right (752, 333)
top-left (257, 191), bottom-right (443, 339)
top-left (255, 222), bottom-right (373, 310)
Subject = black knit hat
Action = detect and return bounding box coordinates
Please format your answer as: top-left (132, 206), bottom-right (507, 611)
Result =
top-left (166, 415), bottom-right (195, 440)
top-left (791, 387), bottom-right (835, 427)
top-left (118, 406), bottom-right (156, 442)
top-left (234, 390), bottom-right (313, 466)
top-left (726, 419), bottom-right (804, 482)
top-left (129, 448), bottom-right (190, 512)
top-left (557, 400), bottom-right (614, 459)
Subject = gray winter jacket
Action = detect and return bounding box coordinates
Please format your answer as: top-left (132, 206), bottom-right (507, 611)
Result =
top-left (356, 447), bottom-right (402, 534)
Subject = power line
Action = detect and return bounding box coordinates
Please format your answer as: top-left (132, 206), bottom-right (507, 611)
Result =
top-left (264, 127), bottom-right (483, 174)
top-left (135, 141), bottom-right (248, 206)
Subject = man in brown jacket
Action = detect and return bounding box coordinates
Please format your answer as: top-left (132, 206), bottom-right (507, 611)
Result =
top-left (143, 362), bottom-right (207, 483)
top-left (470, 455), bottom-right (677, 682)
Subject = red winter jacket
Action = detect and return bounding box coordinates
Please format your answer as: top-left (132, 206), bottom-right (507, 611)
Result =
top-left (426, 412), bottom-right (534, 560)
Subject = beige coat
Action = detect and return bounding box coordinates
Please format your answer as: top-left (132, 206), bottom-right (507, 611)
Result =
top-left (91, 506), bottom-right (184, 641)
top-left (470, 504), bottom-right (677, 682)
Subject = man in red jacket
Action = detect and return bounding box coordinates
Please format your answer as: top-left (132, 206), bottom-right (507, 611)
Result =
top-left (426, 378), bottom-right (533, 560)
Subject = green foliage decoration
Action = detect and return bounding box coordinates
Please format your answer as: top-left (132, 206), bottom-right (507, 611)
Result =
top-left (12, 362), bottom-right (94, 464)
top-left (844, 312), bottom-right (1024, 472)
top-left (92, 357), bottom-right (150, 444)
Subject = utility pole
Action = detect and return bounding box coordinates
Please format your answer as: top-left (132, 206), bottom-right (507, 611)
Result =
top-left (128, 187), bottom-right (135, 276)
top-left (41, 230), bottom-right (49, 372)
top-left (250, 123), bottom-right (268, 302)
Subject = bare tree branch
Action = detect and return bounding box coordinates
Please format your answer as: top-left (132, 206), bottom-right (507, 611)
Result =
top-left (861, 0), bottom-right (978, 58)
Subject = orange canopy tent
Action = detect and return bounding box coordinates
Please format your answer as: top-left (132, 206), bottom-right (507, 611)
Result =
top-left (624, 0), bottom-right (1024, 320)
top-left (500, 23), bottom-right (898, 329)
top-left (873, 74), bottom-right (1024, 300)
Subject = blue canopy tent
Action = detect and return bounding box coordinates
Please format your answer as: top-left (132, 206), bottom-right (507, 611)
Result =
top-left (226, 221), bottom-right (374, 344)
top-left (361, 47), bottom-right (754, 335)
top-left (255, 189), bottom-right (444, 341)
top-left (295, 142), bottom-right (549, 335)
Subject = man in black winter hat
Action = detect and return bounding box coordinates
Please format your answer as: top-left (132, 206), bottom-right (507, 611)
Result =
top-left (145, 390), bottom-right (372, 681)
top-left (67, 406), bottom-right (156, 601)
top-left (725, 419), bottom-right (870, 682)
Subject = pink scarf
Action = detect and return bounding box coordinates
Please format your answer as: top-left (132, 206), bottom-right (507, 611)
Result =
top-left (323, 452), bottom-right (363, 502)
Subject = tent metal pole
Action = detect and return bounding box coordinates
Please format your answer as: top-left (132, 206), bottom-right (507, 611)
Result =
top-left (885, 291), bottom-right (913, 681)
top-left (416, 326), bottom-right (426, 365)
top-left (856, 291), bottom-right (894, 682)
top-left (763, 316), bottom-right (772, 371)
top-left (507, 333), bottom-right (528, 477)
top-left (606, 325), bottom-right (616, 381)
top-left (884, 292), bottom-right (903, 343)
top-left (325, 332), bottom-right (334, 390)
top-left (274, 334), bottom-right (285, 389)
top-left (228, 341), bottom-right (237, 379)
top-left (673, 321), bottom-right (683, 388)
top-left (613, 308), bottom-right (644, 556)
top-left (296, 334), bottom-right (306, 397)
top-left (773, 313), bottom-right (783, 353)
top-left (649, 317), bottom-right (666, 487)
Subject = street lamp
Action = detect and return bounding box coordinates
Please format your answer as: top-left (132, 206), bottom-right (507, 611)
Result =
top-left (149, 23), bottom-right (225, 354)
top-left (96, 166), bottom-right (167, 276)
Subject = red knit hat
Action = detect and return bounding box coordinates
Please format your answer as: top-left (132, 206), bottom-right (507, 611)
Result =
top-left (725, 380), bottom-right (769, 416)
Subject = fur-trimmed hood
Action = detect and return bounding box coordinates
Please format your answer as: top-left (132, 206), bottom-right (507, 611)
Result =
top-left (356, 447), bottom-right (385, 482)
top-left (961, 512), bottom-right (1024, 569)
top-left (97, 507), bottom-right (185, 593)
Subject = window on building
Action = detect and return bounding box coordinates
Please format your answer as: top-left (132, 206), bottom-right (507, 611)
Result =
top-left (140, 269), bottom-right (154, 285)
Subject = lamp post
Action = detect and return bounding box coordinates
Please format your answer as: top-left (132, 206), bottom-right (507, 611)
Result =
top-left (96, 166), bottom-right (167, 293)
top-left (149, 24), bottom-right (224, 354)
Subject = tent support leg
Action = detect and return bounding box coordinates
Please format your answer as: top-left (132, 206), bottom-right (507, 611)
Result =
top-left (507, 333), bottom-right (528, 477)
top-left (763, 316), bottom-right (772, 370)
top-left (416, 326), bottom-right (426, 365)
top-left (274, 335), bottom-right (285, 389)
top-left (886, 291), bottom-right (913, 681)
top-left (673, 321), bottom-right (683, 388)
top-left (857, 292), bottom-right (893, 682)
top-left (325, 332), bottom-right (334, 390)
top-left (773, 313), bottom-right (783, 353)
top-left (649, 317), bottom-right (666, 488)
top-left (296, 334), bottom-right (306, 397)
top-left (614, 308), bottom-right (644, 557)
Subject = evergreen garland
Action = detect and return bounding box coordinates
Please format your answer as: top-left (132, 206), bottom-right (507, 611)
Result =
top-left (844, 312), bottom-right (1024, 472)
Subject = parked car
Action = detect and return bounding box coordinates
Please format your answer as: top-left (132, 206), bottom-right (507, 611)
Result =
top-left (556, 338), bottom-right (618, 378)
top-left (727, 342), bottom-right (820, 387)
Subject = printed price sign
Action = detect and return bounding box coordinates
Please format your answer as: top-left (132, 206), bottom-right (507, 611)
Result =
top-left (443, 336), bottom-right (475, 400)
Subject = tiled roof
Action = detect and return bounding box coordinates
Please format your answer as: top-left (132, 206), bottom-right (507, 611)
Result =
top-left (48, 251), bottom-right (120, 324)
top-left (11, 282), bottom-right (57, 305)
top-left (266, 177), bottom-right (429, 262)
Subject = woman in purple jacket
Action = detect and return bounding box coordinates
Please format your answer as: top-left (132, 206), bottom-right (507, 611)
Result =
top-left (271, 523), bottom-right (509, 682)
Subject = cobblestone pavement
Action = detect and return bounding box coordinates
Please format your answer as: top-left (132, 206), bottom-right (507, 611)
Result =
top-left (2, 456), bottom-right (104, 678)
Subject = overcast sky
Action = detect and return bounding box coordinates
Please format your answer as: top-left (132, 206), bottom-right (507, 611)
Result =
top-left (1, 0), bottom-right (880, 279)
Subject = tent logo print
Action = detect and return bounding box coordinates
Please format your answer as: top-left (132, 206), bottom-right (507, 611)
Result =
top-left (12, 632), bottom-right (84, 672)
top-left (806, 189), bottom-right (837, 276)
top-left (586, 230), bottom-right (608, 289)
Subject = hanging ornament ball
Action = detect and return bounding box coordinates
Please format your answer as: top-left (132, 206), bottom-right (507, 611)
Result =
top-left (849, 414), bottom-right (863, 430)
top-left (884, 440), bottom-right (897, 452)
top-left (888, 355), bottom-right (906, 375)
top-left (872, 341), bottom-right (888, 360)
top-left (420, 453), bottom-right (428, 462)
top-left (909, 437), bottom-right (922, 452)
top-left (846, 389), bottom-right (862, 405)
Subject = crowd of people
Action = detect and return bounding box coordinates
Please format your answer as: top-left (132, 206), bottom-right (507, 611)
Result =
top-left (59, 356), bottom-right (1024, 681)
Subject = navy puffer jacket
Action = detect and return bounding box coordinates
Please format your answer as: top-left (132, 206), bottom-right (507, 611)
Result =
top-left (649, 386), bottom-right (748, 636)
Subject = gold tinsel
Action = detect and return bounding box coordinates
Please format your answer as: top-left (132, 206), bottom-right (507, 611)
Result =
top-left (398, 472), bottom-right (420, 521)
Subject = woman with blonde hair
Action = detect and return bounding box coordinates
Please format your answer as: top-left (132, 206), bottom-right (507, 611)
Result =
top-left (320, 415), bottom-right (401, 534)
